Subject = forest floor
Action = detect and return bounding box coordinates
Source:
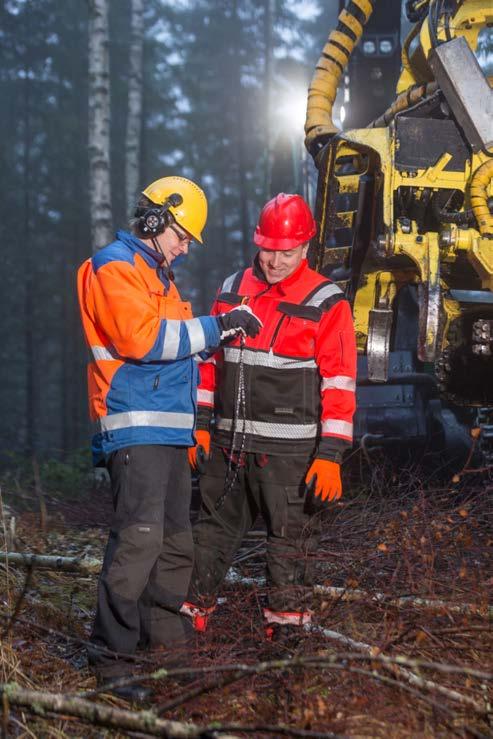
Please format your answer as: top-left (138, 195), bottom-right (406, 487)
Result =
top-left (0, 460), bottom-right (491, 738)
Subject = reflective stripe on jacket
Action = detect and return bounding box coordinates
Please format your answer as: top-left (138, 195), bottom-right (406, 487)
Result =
top-left (197, 258), bottom-right (357, 458)
top-left (77, 230), bottom-right (221, 462)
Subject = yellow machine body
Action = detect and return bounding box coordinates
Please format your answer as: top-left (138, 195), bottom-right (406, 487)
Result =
top-left (306, 0), bottom-right (493, 460)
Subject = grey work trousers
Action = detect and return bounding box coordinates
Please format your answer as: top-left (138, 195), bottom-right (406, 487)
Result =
top-left (188, 447), bottom-right (321, 613)
top-left (88, 445), bottom-right (194, 678)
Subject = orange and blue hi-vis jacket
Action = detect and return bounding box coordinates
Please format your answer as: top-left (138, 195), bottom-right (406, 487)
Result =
top-left (77, 230), bottom-right (221, 463)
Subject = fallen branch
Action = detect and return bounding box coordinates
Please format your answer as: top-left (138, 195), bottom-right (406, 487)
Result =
top-left (0, 552), bottom-right (100, 575)
top-left (228, 570), bottom-right (493, 620)
top-left (156, 670), bottom-right (248, 715)
top-left (91, 660), bottom-right (486, 738)
top-left (0, 683), bottom-right (241, 738)
top-left (155, 662), bottom-right (464, 731)
top-left (308, 625), bottom-right (489, 715)
top-left (82, 653), bottom-right (492, 701)
top-left (314, 585), bottom-right (493, 619)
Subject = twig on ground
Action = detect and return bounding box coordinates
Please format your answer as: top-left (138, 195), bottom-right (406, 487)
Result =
top-left (3, 615), bottom-right (153, 664)
top-left (31, 456), bottom-right (47, 533)
top-left (0, 488), bottom-right (11, 608)
top-left (1, 565), bottom-right (33, 638)
top-left (204, 726), bottom-right (342, 738)
top-left (156, 671), bottom-right (249, 715)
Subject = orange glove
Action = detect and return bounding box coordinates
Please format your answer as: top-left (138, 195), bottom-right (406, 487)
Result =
top-left (305, 459), bottom-right (342, 503)
top-left (188, 429), bottom-right (211, 473)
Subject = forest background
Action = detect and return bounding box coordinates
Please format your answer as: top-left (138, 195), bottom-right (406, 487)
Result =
top-left (0, 0), bottom-right (348, 464)
top-left (2, 1), bottom-right (489, 466)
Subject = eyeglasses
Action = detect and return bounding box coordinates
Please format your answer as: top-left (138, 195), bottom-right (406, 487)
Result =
top-left (169, 223), bottom-right (192, 244)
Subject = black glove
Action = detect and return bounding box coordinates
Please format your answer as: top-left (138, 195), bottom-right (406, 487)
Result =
top-left (217, 305), bottom-right (263, 342)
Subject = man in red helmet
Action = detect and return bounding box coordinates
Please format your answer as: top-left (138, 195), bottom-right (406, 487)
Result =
top-left (183, 193), bottom-right (357, 643)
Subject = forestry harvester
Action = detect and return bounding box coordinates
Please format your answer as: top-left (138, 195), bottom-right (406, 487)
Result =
top-left (305, 0), bottom-right (493, 465)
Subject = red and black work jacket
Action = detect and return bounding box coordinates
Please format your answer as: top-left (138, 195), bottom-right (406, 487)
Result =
top-left (197, 258), bottom-right (357, 461)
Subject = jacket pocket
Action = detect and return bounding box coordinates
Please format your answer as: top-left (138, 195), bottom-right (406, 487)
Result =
top-left (277, 302), bottom-right (322, 322)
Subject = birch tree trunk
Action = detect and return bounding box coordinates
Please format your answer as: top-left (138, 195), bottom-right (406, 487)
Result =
top-left (125, 0), bottom-right (144, 214)
top-left (88, 0), bottom-right (112, 251)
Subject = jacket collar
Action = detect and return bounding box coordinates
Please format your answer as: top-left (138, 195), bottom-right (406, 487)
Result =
top-left (251, 254), bottom-right (309, 296)
top-left (115, 230), bottom-right (165, 268)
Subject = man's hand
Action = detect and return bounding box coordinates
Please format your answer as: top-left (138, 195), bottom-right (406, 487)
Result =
top-left (188, 429), bottom-right (211, 473)
top-left (218, 305), bottom-right (263, 342)
top-left (305, 459), bottom-right (342, 504)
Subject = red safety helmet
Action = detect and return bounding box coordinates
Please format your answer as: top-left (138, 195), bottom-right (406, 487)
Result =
top-left (253, 193), bottom-right (317, 251)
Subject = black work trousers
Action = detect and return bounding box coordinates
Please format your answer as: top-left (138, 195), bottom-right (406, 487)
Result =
top-left (88, 445), bottom-right (194, 678)
top-left (188, 447), bottom-right (321, 613)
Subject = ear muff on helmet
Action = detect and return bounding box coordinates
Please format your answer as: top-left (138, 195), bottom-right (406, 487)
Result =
top-left (137, 207), bottom-right (169, 236)
top-left (142, 177), bottom-right (208, 243)
top-left (136, 193), bottom-right (184, 237)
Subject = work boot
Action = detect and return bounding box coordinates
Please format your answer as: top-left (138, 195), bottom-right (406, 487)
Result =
top-left (106, 682), bottom-right (152, 702)
top-left (95, 672), bottom-right (152, 702)
top-left (180, 601), bottom-right (216, 632)
top-left (264, 623), bottom-right (306, 656)
top-left (262, 608), bottom-right (312, 658)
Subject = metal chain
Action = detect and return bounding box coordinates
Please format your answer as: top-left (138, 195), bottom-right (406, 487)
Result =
top-left (215, 333), bottom-right (247, 510)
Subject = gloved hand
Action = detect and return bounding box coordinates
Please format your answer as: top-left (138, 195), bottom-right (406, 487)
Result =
top-left (188, 429), bottom-right (211, 473)
top-left (305, 458), bottom-right (342, 504)
top-left (218, 305), bottom-right (263, 342)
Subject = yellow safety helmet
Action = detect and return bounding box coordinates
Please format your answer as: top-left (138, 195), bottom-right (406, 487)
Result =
top-left (142, 176), bottom-right (208, 243)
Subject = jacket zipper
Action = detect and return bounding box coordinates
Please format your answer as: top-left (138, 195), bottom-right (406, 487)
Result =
top-left (247, 284), bottom-right (283, 349)
top-left (269, 315), bottom-right (287, 349)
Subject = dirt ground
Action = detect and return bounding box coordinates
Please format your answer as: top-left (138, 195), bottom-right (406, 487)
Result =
top-left (0, 463), bottom-right (491, 738)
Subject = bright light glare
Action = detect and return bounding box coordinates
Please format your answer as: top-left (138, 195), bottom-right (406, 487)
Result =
top-left (363, 40), bottom-right (376, 55)
top-left (340, 105), bottom-right (346, 124)
top-left (279, 92), bottom-right (307, 135)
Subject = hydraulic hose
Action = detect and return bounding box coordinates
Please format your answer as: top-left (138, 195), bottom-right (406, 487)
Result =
top-left (470, 158), bottom-right (493, 238)
top-left (405, 0), bottom-right (431, 24)
top-left (401, 20), bottom-right (422, 83)
top-left (432, 196), bottom-right (475, 227)
top-left (369, 80), bottom-right (438, 127)
top-left (304, 0), bottom-right (375, 157)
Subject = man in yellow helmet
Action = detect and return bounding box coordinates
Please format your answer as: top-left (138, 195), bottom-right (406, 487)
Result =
top-left (77, 176), bottom-right (261, 697)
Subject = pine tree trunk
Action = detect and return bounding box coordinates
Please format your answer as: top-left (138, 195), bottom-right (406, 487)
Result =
top-left (125, 0), bottom-right (144, 214)
top-left (88, 0), bottom-right (112, 251)
top-left (22, 18), bottom-right (37, 457)
top-left (231, 0), bottom-right (250, 268)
